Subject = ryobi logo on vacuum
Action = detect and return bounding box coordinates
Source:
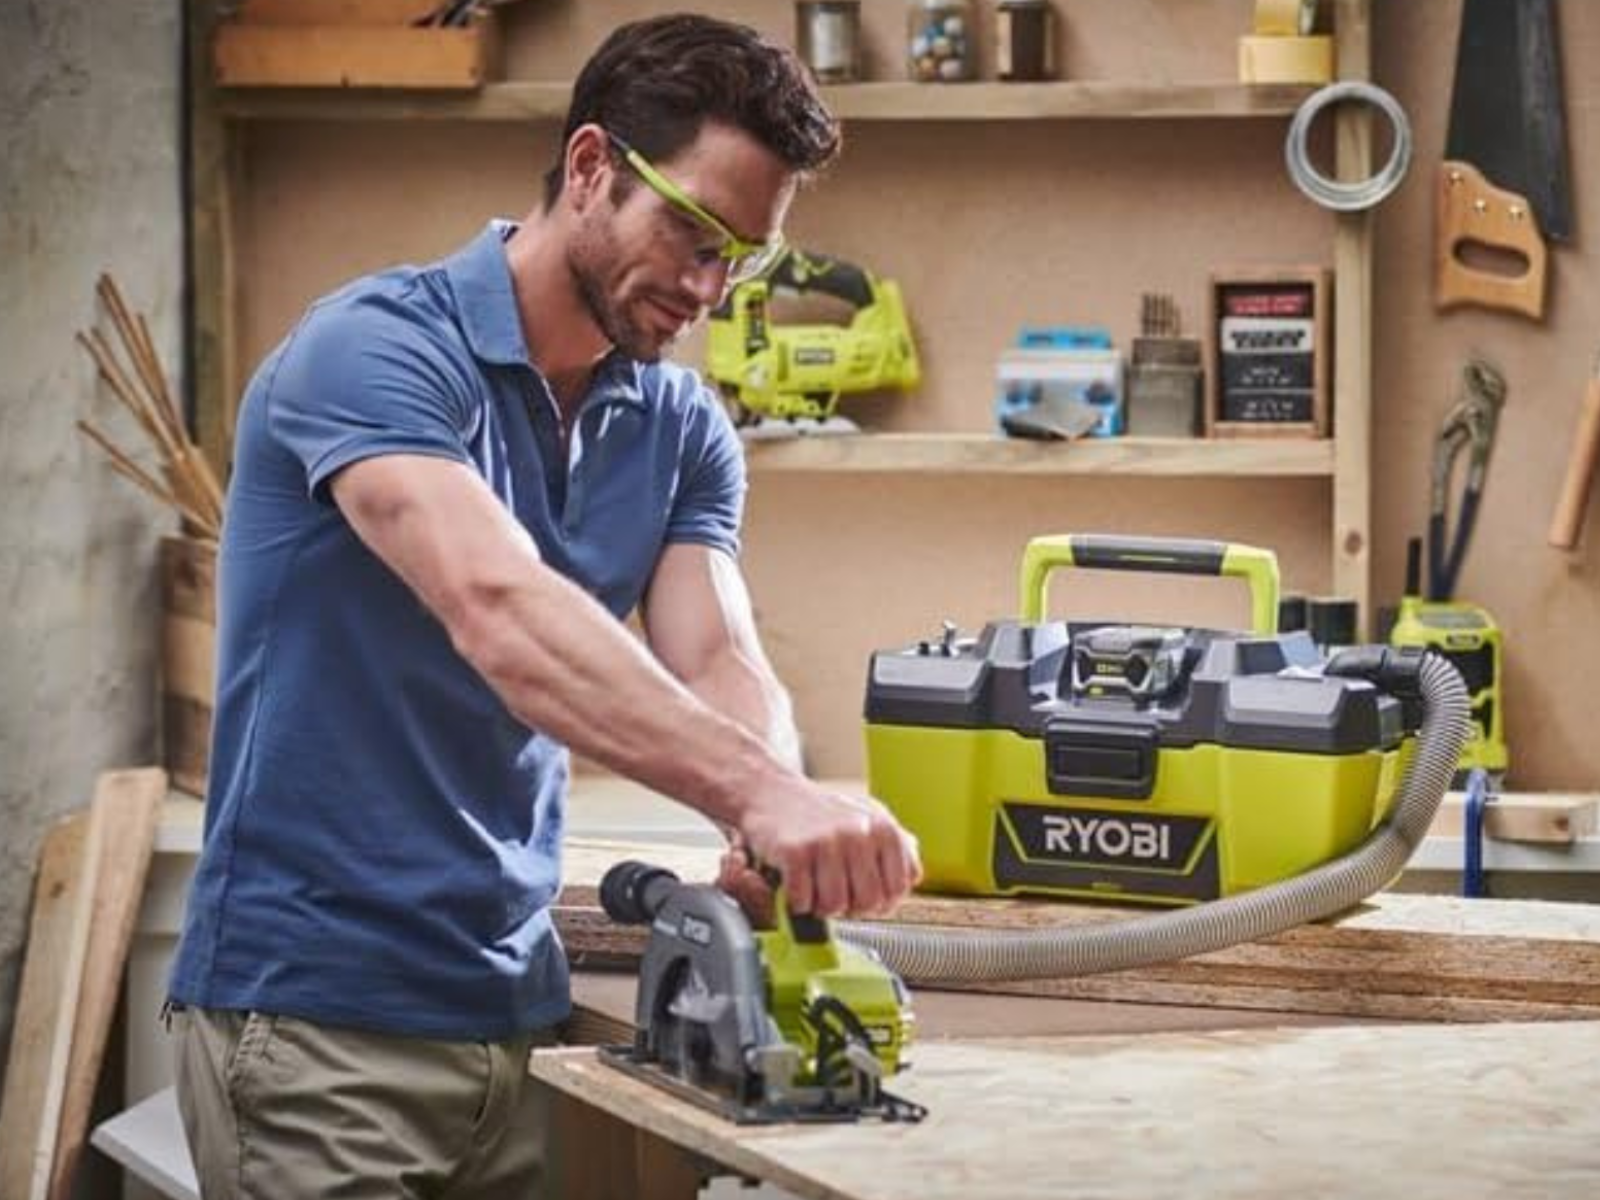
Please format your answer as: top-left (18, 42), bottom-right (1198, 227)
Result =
top-left (1001, 802), bottom-right (1210, 872)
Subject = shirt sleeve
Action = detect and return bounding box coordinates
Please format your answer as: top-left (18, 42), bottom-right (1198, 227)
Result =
top-left (663, 385), bottom-right (746, 557)
top-left (266, 291), bottom-right (477, 504)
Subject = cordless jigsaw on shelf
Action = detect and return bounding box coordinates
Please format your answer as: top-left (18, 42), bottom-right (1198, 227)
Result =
top-left (705, 246), bottom-right (920, 438)
top-left (596, 860), bottom-right (924, 1125)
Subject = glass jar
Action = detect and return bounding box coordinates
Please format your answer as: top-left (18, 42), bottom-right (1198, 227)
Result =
top-left (906, 0), bottom-right (976, 83)
top-left (996, 0), bottom-right (1055, 82)
top-left (797, 1), bottom-right (862, 85)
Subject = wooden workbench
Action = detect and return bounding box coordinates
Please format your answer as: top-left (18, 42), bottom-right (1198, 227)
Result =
top-left (541, 835), bottom-right (1600, 1198)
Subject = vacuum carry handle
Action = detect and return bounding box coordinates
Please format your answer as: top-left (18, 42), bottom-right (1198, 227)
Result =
top-left (1019, 534), bottom-right (1280, 634)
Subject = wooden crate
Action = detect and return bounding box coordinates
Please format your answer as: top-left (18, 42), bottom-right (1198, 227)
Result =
top-left (1204, 266), bottom-right (1332, 439)
top-left (161, 536), bottom-right (217, 798)
top-left (214, 1), bottom-right (501, 91)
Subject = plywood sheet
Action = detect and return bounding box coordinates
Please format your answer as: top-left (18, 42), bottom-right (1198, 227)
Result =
top-left (530, 1022), bottom-right (1600, 1200)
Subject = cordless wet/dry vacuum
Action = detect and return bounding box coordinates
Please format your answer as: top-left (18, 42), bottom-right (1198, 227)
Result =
top-left (864, 535), bottom-right (1414, 905)
top-left (838, 534), bottom-right (1472, 982)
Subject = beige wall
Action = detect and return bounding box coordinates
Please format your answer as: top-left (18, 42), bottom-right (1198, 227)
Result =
top-left (228, 0), bottom-right (1598, 788)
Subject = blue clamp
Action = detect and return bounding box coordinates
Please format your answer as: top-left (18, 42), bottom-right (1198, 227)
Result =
top-left (1015, 326), bottom-right (1113, 351)
top-left (1461, 767), bottom-right (1495, 898)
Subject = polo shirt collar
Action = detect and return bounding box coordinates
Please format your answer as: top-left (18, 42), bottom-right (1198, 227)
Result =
top-left (445, 220), bottom-right (648, 412)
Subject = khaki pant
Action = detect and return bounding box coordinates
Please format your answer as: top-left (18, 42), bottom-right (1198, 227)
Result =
top-left (173, 1006), bottom-right (557, 1199)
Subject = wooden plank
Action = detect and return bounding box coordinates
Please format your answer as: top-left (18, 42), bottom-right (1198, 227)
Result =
top-left (0, 810), bottom-right (103, 1200)
top-left (237, 0), bottom-right (440, 24)
top-left (567, 971), bottom-right (1367, 1045)
top-left (1331, 0), bottom-right (1374, 631)
top-left (557, 838), bottom-right (1600, 1023)
top-left (529, 1022), bottom-right (1600, 1200)
top-left (47, 769), bottom-right (167, 1200)
top-left (217, 80), bottom-right (1317, 123)
top-left (189, 0), bottom-right (239, 478)
top-left (819, 81), bottom-right (1316, 121)
top-left (550, 1095), bottom-right (704, 1200)
top-left (740, 433), bottom-right (1337, 477)
top-left (213, 23), bottom-right (494, 90)
top-left (1429, 791), bottom-right (1599, 843)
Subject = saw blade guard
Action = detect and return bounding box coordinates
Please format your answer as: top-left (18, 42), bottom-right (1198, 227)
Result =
top-left (603, 863), bottom-right (780, 1098)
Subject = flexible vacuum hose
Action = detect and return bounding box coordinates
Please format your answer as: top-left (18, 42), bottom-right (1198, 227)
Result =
top-left (839, 651), bottom-right (1471, 984)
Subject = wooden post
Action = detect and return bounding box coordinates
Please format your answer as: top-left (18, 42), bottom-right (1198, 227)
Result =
top-left (1332, 0), bottom-right (1374, 635)
top-left (188, 0), bottom-right (240, 479)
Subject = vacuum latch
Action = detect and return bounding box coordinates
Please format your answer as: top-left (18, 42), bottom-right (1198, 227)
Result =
top-left (1044, 719), bottom-right (1160, 800)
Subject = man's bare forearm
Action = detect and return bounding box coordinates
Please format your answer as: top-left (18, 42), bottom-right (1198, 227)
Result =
top-left (335, 457), bottom-right (782, 829)
top-left (680, 647), bottom-right (804, 775)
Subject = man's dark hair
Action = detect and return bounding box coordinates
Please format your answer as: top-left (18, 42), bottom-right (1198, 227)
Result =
top-left (543, 13), bottom-right (842, 210)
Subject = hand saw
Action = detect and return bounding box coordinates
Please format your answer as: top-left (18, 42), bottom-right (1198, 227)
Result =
top-left (1435, 0), bottom-right (1571, 320)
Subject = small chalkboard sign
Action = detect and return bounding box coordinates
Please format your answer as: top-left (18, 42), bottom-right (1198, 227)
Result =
top-left (1204, 267), bottom-right (1331, 438)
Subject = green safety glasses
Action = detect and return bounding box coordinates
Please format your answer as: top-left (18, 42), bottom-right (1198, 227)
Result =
top-left (606, 131), bottom-right (786, 285)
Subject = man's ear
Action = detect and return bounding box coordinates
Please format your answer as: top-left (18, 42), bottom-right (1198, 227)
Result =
top-left (563, 124), bottom-right (613, 213)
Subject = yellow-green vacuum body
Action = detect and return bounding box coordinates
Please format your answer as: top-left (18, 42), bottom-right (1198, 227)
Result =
top-left (864, 535), bottom-right (1414, 906)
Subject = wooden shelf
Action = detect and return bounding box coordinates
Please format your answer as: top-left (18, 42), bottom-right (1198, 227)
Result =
top-left (216, 80), bottom-right (1316, 123)
top-left (742, 433), bottom-right (1335, 477)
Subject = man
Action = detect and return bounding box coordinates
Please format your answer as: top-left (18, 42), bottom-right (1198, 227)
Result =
top-left (168, 14), bottom-right (921, 1198)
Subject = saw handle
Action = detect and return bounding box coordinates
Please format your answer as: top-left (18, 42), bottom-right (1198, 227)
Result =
top-left (1019, 534), bottom-right (1280, 635)
top-left (1549, 373), bottom-right (1600, 550)
top-left (756, 864), bottom-right (830, 943)
top-left (766, 249), bottom-right (874, 310)
top-left (1434, 161), bottom-right (1548, 320)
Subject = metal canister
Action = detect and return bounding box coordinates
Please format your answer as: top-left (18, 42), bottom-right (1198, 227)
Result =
top-left (797, 1), bottom-right (862, 84)
top-left (996, 0), bottom-right (1054, 82)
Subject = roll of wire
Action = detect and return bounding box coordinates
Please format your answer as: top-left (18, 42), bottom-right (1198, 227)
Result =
top-left (1285, 80), bottom-right (1413, 211)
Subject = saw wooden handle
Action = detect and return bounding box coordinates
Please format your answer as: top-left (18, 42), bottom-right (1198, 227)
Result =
top-left (1549, 375), bottom-right (1600, 550)
top-left (1435, 161), bottom-right (1548, 320)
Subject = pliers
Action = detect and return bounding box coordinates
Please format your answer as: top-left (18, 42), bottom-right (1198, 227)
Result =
top-left (1428, 359), bottom-right (1506, 602)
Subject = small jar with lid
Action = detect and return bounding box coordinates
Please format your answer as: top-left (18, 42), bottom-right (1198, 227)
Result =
top-left (996, 0), bottom-right (1055, 82)
top-left (797, 1), bottom-right (862, 85)
top-left (907, 0), bottom-right (976, 83)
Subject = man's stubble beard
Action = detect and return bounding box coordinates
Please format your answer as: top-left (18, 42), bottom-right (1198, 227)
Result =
top-left (567, 222), bottom-right (680, 364)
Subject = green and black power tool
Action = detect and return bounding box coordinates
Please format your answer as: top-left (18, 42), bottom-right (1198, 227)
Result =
top-left (596, 860), bottom-right (923, 1125)
top-left (1389, 540), bottom-right (1506, 785)
top-left (705, 246), bottom-right (919, 436)
top-left (861, 535), bottom-right (1451, 909)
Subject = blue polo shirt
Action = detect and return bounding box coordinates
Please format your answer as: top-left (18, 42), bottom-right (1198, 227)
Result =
top-left (169, 221), bottom-right (746, 1039)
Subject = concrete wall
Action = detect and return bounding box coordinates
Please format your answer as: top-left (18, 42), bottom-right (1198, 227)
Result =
top-left (0, 0), bottom-right (181, 1081)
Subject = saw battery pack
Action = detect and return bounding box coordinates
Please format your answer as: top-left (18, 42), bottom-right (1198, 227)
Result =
top-left (864, 535), bottom-right (1416, 906)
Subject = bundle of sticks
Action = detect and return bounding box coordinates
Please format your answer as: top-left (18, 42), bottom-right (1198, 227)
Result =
top-left (76, 274), bottom-right (224, 542)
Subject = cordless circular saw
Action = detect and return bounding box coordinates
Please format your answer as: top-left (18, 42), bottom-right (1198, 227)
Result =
top-left (705, 247), bottom-right (920, 439)
top-left (596, 860), bottom-right (925, 1125)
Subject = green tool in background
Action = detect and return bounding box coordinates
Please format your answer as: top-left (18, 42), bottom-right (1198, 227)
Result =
top-left (596, 860), bottom-right (922, 1125)
top-left (1388, 360), bottom-right (1508, 785)
top-left (864, 534), bottom-right (1419, 906)
top-left (705, 247), bottom-right (919, 438)
top-left (1390, 538), bottom-right (1507, 786)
